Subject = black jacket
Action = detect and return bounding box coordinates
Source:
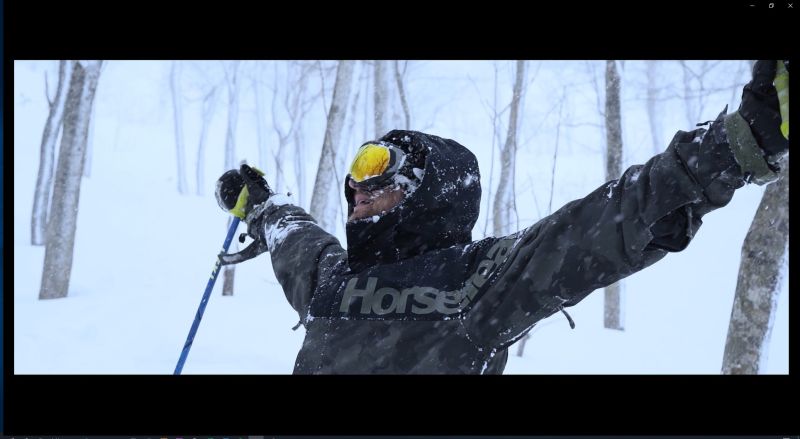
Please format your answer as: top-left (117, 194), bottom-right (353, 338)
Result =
top-left (259, 109), bottom-right (775, 374)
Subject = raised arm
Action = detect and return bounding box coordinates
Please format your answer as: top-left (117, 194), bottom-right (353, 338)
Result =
top-left (463, 60), bottom-right (789, 350)
top-left (259, 197), bottom-right (346, 317)
top-left (215, 165), bottom-right (346, 320)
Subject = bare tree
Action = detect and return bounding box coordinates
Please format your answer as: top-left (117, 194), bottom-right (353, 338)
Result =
top-left (83, 62), bottom-right (107, 179)
top-left (394, 60), bottom-right (411, 130)
top-left (222, 61), bottom-right (241, 297)
top-left (195, 84), bottom-right (218, 196)
top-left (492, 60), bottom-right (526, 237)
top-left (223, 62), bottom-right (240, 172)
top-left (604, 60), bottom-right (624, 331)
top-left (362, 62), bottom-right (371, 141)
top-left (479, 62), bottom-right (501, 238)
top-left (31, 60), bottom-right (73, 245)
top-left (250, 62), bottom-right (269, 173)
top-left (270, 61), bottom-right (316, 196)
top-left (645, 61), bottom-right (663, 155)
top-left (343, 61), bottom-right (364, 186)
top-left (679, 61), bottom-right (695, 128)
top-left (297, 62), bottom-right (326, 209)
top-left (83, 96), bottom-right (97, 178)
top-left (310, 60), bottom-right (355, 233)
top-left (293, 127), bottom-right (307, 209)
top-left (373, 60), bottom-right (389, 137)
top-left (516, 87), bottom-right (567, 358)
top-left (727, 60), bottom-right (749, 110)
top-left (39, 61), bottom-right (103, 300)
top-left (678, 60), bottom-right (722, 128)
top-left (170, 62), bottom-right (189, 195)
top-left (270, 63), bottom-right (289, 195)
top-left (722, 161), bottom-right (789, 374)
top-left (222, 214), bottom-right (238, 297)
top-left (282, 62), bottom-right (329, 210)
top-left (586, 61), bottom-right (607, 140)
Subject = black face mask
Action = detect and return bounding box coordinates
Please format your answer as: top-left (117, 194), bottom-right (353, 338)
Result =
top-left (344, 130), bottom-right (482, 272)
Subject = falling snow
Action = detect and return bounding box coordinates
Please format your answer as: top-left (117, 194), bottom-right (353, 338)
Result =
top-left (12, 60), bottom-right (787, 374)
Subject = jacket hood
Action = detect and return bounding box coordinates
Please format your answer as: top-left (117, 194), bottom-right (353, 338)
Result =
top-left (345, 130), bottom-right (481, 272)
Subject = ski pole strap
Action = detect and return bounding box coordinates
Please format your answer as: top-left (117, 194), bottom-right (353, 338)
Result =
top-left (174, 217), bottom-right (241, 375)
top-left (220, 205), bottom-right (272, 266)
top-left (219, 235), bottom-right (269, 266)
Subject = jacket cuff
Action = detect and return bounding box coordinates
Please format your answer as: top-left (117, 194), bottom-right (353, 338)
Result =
top-left (723, 112), bottom-right (780, 185)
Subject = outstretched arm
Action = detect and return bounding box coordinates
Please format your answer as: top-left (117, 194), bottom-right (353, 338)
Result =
top-left (463, 60), bottom-right (788, 350)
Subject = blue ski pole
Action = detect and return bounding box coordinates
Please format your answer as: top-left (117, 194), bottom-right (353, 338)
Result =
top-left (174, 217), bottom-right (241, 375)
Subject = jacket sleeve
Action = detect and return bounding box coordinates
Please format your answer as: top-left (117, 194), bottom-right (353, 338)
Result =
top-left (462, 108), bottom-right (778, 350)
top-left (259, 197), bottom-right (347, 320)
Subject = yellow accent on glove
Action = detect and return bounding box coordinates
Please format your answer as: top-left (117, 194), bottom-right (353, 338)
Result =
top-left (775, 60), bottom-right (789, 139)
top-left (229, 165), bottom-right (266, 219)
top-left (230, 185), bottom-right (249, 220)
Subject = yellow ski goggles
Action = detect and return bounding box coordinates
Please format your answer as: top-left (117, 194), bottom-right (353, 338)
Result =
top-left (347, 142), bottom-right (407, 190)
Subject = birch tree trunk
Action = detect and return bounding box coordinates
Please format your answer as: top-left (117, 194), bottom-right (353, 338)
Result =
top-left (271, 63), bottom-right (289, 195)
top-left (253, 69), bottom-right (269, 173)
top-left (84, 58), bottom-right (105, 179)
top-left (604, 60), bottom-right (624, 331)
top-left (517, 90), bottom-right (566, 357)
top-left (679, 61), bottom-right (697, 129)
top-left (343, 62), bottom-right (363, 174)
top-left (310, 60), bottom-right (355, 233)
top-left (286, 61), bottom-right (315, 207)
top-left (394, 60), bottom-right (411, 130)
top-left (294, 128), bottom-right (306, 209)
top-left (32, 60), bottom-right (73, 245)
top-left (482, 63), bottom-right (501, 238)
top-left (83, 96), bottom-right (97, 178)
top-left (373, 60), bottom-right (389, 137)
top-left (195, 85), bottom-right (217, 196)
top-left (170, 62), bottom-right (189, 195)
top-left (39, 61), bottom-right (103, 300)
top-left (722, 160), bottom-right (789, 374)
top-left (362, 64), bottom-right (370, 141)
top-left (645, 61), bottom-right (663, 155)
top-left (492, 60), bottom-right (525, 237)
top-left (222, 61), bottom-right (240, 297)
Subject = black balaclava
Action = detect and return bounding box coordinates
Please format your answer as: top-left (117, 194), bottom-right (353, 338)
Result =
top-left (344, 130), bottom-right (482, 272)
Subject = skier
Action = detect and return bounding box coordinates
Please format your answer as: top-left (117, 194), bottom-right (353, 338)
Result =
top-left (214, 60), bottom-right (788, 374)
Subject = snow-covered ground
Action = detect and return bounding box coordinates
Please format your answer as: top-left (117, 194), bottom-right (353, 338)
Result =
top-left (13, 60), bottom-right (787, 374)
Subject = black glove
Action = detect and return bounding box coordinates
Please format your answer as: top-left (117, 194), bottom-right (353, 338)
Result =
top-left (215, 164), bottom-right (274, 223)
top-left (215, 165), bottom-right (275, 266)
top-left (738, 60), bottom-right (788, 159)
